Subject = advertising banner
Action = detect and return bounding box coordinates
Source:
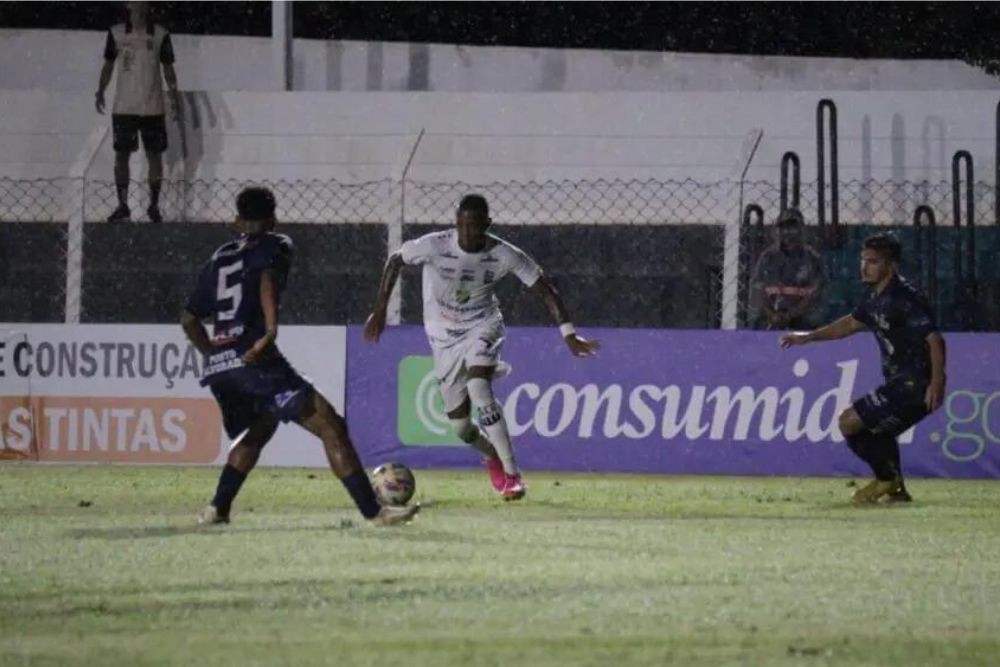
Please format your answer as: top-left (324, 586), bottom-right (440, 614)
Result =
top-left (347, 326), bottom-right (1000, 479)
top-left (0, 324), bottom-right (345, 467)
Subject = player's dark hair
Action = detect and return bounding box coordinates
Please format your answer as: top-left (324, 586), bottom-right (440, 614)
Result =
top-left (458, 194), bottom-right (489, 218)
top-left (776, 207), bottom-right (804, 228)
top-left (236, 187), bottom-right (276, 222)
top-left (863, 232), bottom-right (902, 262)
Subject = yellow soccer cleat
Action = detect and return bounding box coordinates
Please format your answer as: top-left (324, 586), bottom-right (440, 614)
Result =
top-left (851, 479), bottom-right (898, 505)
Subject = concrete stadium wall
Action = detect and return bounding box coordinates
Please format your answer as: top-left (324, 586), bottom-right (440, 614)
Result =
top-left (4, 28), bottom-right (1000, 94)
top-left (3, 88), bottom-right (999, 191)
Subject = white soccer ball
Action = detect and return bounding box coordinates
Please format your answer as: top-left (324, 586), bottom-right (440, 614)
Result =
top-left (371, 462), bottom-right (416, 506)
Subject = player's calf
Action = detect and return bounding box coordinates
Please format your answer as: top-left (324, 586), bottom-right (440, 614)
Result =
top-left (467, 376), bottom-right (519, 476)
top-left (451, 415), bottom-right (506, 492)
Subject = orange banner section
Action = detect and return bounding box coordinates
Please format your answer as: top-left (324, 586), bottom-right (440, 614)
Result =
top-left (0, 396), bottom-right (221, 463)
top-left (0, 395), bottom-right (34, 461)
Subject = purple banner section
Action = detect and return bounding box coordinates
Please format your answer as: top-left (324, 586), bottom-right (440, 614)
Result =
top-left (346, 326), bottom-right (1000, 479)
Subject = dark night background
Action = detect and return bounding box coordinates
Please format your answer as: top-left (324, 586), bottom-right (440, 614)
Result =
top-left (1, 2), bottom-right (999, 71)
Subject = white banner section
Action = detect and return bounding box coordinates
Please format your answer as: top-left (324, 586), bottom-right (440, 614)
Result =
top-left (0, 324), bottom-right (344, 467)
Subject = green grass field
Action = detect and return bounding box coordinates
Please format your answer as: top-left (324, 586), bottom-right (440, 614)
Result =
top-left (1, 465), bottom-right (999, 667)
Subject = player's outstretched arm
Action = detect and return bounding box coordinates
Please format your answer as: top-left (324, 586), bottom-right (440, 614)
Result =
top-left (364, 252), bottom-right (405, 343)
top-left (243, 270), bottom-right (279, 364)
top-left (530, 274), bottom-right (600, 357)
top-left (180, 310), bottom-right (214, 355)
top-left (779, 314), bottom-right (865, 348)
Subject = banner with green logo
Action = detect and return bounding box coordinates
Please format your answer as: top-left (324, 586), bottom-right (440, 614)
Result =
top-left (396, 355), bottom-right (463, 446)
top-left (348, 325), bottom-right (1000, 478)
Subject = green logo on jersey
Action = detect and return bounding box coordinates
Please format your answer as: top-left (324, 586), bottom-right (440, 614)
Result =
top-left (397, 356), bottom-right (463, 447)
top-left (454, 287), bottom-right (472, 304)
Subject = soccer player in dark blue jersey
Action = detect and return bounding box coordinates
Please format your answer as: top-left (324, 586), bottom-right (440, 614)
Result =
top-left (181, 187), bottom-right (418, 526)
top-left (780, 233), bottom-right (946, 504)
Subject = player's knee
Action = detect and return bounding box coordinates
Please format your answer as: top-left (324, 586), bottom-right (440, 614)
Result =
top-left (838, 409), bottom-right (861, 436)
top-left (467, 377), bottom-right (494, 404)
top-left (450, 417), bottom-right (478, 444)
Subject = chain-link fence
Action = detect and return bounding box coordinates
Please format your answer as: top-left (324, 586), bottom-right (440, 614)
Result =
top-left (743, 179), bottom-right (997, 227)
top-left (0, 177), bottom-right (69, 322)
top-left (2, 174), bottom-right (998, 329)
top-left (82, 177), bottom-right (398, 224)
top-left (0, 177), bottom-right (66, 223)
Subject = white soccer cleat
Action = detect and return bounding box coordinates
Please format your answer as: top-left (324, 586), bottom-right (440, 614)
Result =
top-left (195, 504), bottom-right (229, 525)
top-left (369, 502), bottom-right (421, 527)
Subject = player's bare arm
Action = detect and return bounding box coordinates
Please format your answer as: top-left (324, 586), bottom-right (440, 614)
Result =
top-left (531, 274), bottom-right (600, 357)
top-left (95, 60), bottom-right (113, 114)
top-left (243, 269), bottom-right (279, 364)
top-left (180, 310), bottom-right (214, 355)
top-left (363, 251), bottom-right (404, 343)
top-left (163, 64), bottom-right (180, 120)
top-left (779, 314), bottom-right (865, 348)
top-left (925, 332), bottom-right (947, 411)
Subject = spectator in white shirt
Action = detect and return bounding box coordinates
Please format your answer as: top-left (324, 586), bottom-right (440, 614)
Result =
top-left (96, 2), bottom-right (179, 223)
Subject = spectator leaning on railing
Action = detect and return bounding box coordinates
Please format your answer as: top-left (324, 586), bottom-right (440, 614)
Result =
top-left (749, 207), bottom-right (826, 331)
top-left (95, 1), bottom-right (179, 224)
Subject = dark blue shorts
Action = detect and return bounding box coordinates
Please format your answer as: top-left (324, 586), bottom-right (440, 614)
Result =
top-left (208, 356), bottom-right (314, 440)
top-left (853, 377), bottom-right (929, 437)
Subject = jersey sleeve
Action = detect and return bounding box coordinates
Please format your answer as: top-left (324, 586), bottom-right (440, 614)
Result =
top-left (185, 261), bottom-right (214, 318)
top-left (160, 31), bottom-right (176, 65)
top-left (902, 292), bottom-right (938, 337)
top-left (103, 30), bottom-right (117, 61)
top-left (399, 234), bottom-right (436, 266)
top-left (502, 242), bottom-right (542, 287)
top-left (265, 235), bottom-right (293, 290)
top-left (850, 299), bottom-right (872, 327)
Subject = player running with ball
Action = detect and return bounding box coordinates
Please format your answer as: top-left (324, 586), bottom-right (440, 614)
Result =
top-left (365, 194), bottom-right (599, 500)
top-left (182, 187), bottom-right (418, 526)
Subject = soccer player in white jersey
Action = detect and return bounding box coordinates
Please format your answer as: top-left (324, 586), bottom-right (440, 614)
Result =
top-left (364, 194), bottom-right (600, 500)
top-left (96, 2), bottom-right (179, 224)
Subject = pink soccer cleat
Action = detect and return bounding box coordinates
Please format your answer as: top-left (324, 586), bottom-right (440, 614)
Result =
top-left (485, 457), bottom-right (506, 492)
top-left (500, 473), bottom-right (526, 501)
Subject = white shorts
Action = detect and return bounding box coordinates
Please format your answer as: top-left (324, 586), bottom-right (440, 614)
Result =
top-left (429, 319), bottom-right (509, 413)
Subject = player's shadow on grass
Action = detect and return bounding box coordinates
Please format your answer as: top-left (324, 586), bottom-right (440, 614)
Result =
top-left (26, 577), bottom-right (595, 622)
top-left (64, 523), bottom-right (341, 541)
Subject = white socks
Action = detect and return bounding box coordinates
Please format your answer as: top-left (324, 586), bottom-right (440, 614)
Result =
top-left (467, 377), bottom-right (518, 475)
top-left (449, 417), bottom-right (498, 460)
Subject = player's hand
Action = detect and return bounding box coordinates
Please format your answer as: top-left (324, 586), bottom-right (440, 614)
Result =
top-left (168, 93), bottom-right (181, 122)
top-left (242, 337), bottom-right (272, 365)
top-left (95, 91), bottom-right (106, 114)
top-left (363, 311), bottom-right (386, 343)
top-left (779, 332), bottom-right (810, 348)
top-left (565, 334), bottom-right (600, 357)
top-left (925, 377), bottom-right (946, 412)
